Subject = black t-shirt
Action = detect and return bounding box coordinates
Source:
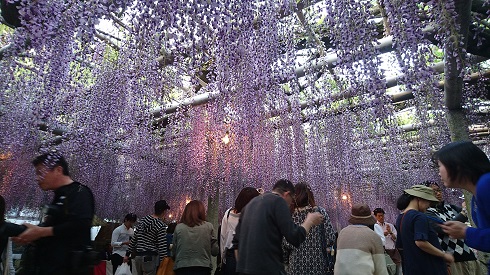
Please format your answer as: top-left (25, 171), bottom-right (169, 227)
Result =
top-left (49, 182), bottom-right (94, 249)
top-left (21, 182), bottom-right (95, 275)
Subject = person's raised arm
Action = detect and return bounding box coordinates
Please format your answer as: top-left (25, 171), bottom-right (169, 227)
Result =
top-left (441, 221), bottom-right (490, 252)
top-left (300, 212), bottom-right (323, 233)
top-left (13, 223), bottom-right (53, 244)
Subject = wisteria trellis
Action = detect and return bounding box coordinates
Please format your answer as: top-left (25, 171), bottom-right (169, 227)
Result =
top-left (0, 0), bottom-right (488, 228)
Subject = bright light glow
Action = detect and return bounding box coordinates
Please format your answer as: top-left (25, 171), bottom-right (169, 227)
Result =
top-left (222, 132), bottom-right (230, 144)
top-left (169, 214), bottom-right (173, 218)
top-left (185, 198), bottom-right (191, 205)
top-left (0, 152), bottom-right (12, 161)
top-left (341, 194), bottom-right (348, 200)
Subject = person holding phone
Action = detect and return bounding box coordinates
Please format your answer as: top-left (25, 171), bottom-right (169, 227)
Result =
top-left (424, 181), bottom-right (479, 275)
top-left (232, 179), bottom-right (324, 275)
top-left (432, 141), bottom-right (490, 274)
top-left (395, 185), bottom-right (454, 275)
top-left (112, 213), bottom-right (137, 272)
top-left (373, 207), bottom-right (402, 275)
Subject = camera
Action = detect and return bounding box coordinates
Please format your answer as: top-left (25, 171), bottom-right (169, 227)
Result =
top-left (40, 201), bottom-right (65, 227)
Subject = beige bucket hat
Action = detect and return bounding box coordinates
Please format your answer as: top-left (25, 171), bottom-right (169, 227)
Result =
top-left (404, 185), bottom-right (439, 202)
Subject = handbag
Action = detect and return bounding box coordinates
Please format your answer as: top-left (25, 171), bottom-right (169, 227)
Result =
top-left (157, 257), bottom-right (175, 275)
top-left (114, 263), bottom-right (131, 275)
top-left (214, 263), bottom-right (222, 275)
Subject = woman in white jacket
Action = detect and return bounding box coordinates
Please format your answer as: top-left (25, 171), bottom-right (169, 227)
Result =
top-left (220, 187), bottom-right (260, 275)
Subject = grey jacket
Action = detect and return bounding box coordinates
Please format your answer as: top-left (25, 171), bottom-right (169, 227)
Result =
top-left (172, 221), bottom-right (219, 270)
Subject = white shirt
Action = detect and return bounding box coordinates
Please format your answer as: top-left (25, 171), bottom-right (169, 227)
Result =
top-left (374, 224), bottom-right (386, 246)
top-left (376, 221), bottom-right (397, 250)
top-left (220, 208), bottom-right (240, 263)
top-left (111, 224), bottom-right (134, 256)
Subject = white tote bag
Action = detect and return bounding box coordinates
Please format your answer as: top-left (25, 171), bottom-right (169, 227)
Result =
top-left (114, 263), bottom-right (132, 275)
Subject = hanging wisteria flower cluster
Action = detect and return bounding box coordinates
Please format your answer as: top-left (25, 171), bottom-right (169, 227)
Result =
top-left (0, 0), bottom-right (487, 227)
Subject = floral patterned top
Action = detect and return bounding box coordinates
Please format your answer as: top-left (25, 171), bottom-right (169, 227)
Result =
top-left (283, 206), bottom-right (336, 275)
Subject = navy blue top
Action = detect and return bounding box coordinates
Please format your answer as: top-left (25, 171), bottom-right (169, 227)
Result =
top-left (395, 210), bottom-right (447, 275)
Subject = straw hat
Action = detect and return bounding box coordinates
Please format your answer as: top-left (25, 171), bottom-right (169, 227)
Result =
top-left (404, 185), bottom-right (439, 202)
top-left (348, 203), bottom-right (376, 226)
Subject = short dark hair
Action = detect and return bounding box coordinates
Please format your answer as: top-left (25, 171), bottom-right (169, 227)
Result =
top-left (154, 200), bottom-right (170, 215)
top-left (272, 179), bottom-right (294, 195)
top-left (167, 222), bottom-right (177, 234)
top-left (294, 183), bottom-right (316, 208)
top-left (373, 208), bottom-right (385, 215)
top-left (124, 213), bottom-right (137, 222)
top-left (396, 193), bottom-right (413, 210)
top-left (180, 200), bottom-right (206, 227)
top-left (433, 141), bottom-right (490, 185)
top-left (32, 152), bottom-right (70, 176)
top-left (234, 187), bottom-right (260, 213)
top-left (423, 181), bottom-right (439, 187)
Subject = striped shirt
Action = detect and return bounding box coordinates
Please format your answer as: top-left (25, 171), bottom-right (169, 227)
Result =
top-left (127, 215), bottom-right (168, 261)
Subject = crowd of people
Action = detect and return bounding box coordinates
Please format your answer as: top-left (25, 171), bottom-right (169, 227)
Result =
top-left (1, 141), bottom-right (490, 275)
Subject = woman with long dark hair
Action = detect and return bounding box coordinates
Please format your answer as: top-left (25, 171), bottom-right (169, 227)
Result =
top-left (395, 185), bottom-right (454, 275)
top-left (434, 141), bottom-right (490, 255)
top-left (173, 200), bottom-right (219, 275)
top-left (220, 187), bottom-right (260, 275)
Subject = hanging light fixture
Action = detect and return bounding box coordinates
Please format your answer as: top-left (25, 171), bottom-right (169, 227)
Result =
top-left (222, 131), bottom-right (230, 145)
